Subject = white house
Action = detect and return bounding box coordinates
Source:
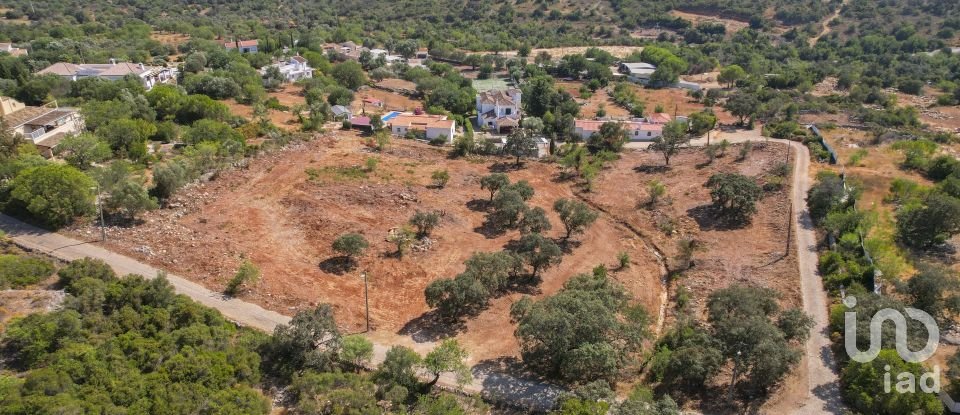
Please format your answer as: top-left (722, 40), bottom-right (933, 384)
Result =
top-left (38, 61), bottom-right (174, 91)
top-left (388, 113), bottom-right (456, 143)
top-left (574, 119), bottom-right (663, 141)
top-left (476, 88), bottom-right (521, 134)
top-left (0, 97), bottom-right (83, 157)
top-left (262, 55), bottom-right (313, 83)
top-left (0, 43), bottom-right (26, 57)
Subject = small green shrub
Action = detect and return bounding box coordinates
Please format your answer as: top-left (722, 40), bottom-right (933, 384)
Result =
top-left (0, 255), bottom-right (55, 288)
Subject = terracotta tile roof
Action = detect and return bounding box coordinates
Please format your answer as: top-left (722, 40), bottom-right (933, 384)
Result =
top-left (37, 62), bottom-right (83, 76)
top-left (38, 62), bottom-right (155, 78)
top-left (350, 116), bottom-right (371, 126)
top-left (478, 89), bottom-right (520, 106)
top-left (390, 113), bottom-right (453, 131)
top-left (647, 112), bottom-right (672, 124)
top-left (224, 39), bottom-right (258, 48)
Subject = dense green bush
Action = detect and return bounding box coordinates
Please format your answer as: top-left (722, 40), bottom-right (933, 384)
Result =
top-left (0, 254), bottom-right (54, 288)
top-left (1, 261), bottom-right (271, 414)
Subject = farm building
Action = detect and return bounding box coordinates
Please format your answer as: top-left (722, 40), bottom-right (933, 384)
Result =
top-left (574, 119), bottom-right (663, 141)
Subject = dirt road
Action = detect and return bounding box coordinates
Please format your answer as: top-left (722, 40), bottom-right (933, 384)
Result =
top-left (785, 141), bottom-right (844, 414)
top-left (0, 214), bottom-right (564, 411)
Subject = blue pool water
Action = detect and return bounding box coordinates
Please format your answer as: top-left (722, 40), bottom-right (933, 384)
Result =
top-left (381, 111), bottom-right (401, 122)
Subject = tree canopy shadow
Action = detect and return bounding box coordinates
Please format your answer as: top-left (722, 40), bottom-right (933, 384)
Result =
top-left (686, 204), bottom-right (751, 231)
top-left (398, 309), bottom-right (467, 343)
top-left (466, 198), bottom-right (490, 212)
top-left (318, 256), bottom-right (355, 275)
top-left (474, 220), bottom-right (507, 239)
top-left (634, 164), bottom-right (670, 174)
top-left (488, 161), bottom-right (522, 172)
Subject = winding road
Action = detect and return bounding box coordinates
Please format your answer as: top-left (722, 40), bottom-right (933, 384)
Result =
top-left (0, 131), bottom-right (840, 413)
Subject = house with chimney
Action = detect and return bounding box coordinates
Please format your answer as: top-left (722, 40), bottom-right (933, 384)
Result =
top-left (476, 88), bottom-right (522, 134)
top-left (0, 96), bottom-right (83, 157)
top-left (37, 61), bottom-right (174, 90)
top-left (224, 39), bottom-right (259, 53)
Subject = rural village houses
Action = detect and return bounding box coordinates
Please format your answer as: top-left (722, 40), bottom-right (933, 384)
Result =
top-left (38, 61), bottom-right (175, 91)
top-left (223, 39), bottom-right (259, 53)
top-left (476, 88), bottom-right (522, 134)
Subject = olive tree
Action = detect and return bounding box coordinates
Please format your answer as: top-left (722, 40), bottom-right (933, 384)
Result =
top-left (332, 233), bottom-right (369, 265)
top-left (706, 173), bottom-right (762, 224)
top-left (553, 198), bottom-right (599, 240)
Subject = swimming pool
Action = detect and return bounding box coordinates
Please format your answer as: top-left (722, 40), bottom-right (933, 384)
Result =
top-left (381, 111), bottom-right (401, 122)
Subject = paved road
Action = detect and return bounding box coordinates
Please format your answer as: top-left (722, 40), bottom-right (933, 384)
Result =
top-left (0, 214), bottom-right (564, 412)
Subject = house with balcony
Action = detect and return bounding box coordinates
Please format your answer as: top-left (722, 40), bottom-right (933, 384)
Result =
top-left (476, 88), bottom-right (522, 134)
top-left (38, 61), bottom-right (174, 91)
top-left (261, 55), bottom-right (313, 83)
top-left (0, 97), bottom-right (84, 157)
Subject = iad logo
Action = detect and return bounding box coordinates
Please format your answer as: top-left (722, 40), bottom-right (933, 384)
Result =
top-left (843, 295), bottom-right (941, 393)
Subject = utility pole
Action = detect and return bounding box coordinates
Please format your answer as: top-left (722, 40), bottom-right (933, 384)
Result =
top-left (784, 145), bottom-right (792, 256)
top-left (93, 184), bottom-right (105, 242)
top-left (361, 271), bottom-right (370, 332)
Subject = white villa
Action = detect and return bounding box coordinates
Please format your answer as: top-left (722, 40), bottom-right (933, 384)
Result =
top-left (262, 55), bottom-right (313, 83)
top-left (38, 61), bottom-right (174, 91)
top-left (0, 97), bottom-right (83, 157)
top-left (476, 88), bottom-right (521, 134)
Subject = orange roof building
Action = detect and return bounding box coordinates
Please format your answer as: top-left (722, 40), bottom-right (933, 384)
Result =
top-left (387, 113), bottom-right (457, 143)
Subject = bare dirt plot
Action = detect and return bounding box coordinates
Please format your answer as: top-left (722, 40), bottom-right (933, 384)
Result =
top-left (225, 99), bottom-right (299, 131)
top-left (150, 31), bottom-right (190, 46)
top-left (558, 80), bottom-right (737, 122)
top-left (0, 291), bottom-right (64, 331)
top-left (82, 134), bottom-right (664, 363)
top-left (352, 87), bottom-right (423, 113)
top-left (557, 81), bottom-right (630, 118)
top-left (583, 142), bottom-right (803, 411)
top-left (376, 78), bottom-right (417, 92)
top-left (670, 10), bottom-right (750, 34)
top-left (224, 84), bottom-right (306, 131)
top-left (585, 143), bottom-right (801, 319)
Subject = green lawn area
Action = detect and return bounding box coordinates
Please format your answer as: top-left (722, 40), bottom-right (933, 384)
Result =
top-left (472, 77), bottom-right (511, 92)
